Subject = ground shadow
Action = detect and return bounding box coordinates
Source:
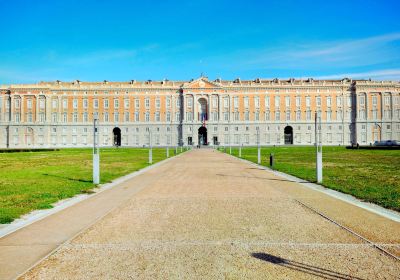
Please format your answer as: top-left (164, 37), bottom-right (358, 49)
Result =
top-left (251, 253), bottom-right (365, 280)
top-left (216, 173), bottom-right (309, 184)
top-left (42, 173), bottom-right (92, 183)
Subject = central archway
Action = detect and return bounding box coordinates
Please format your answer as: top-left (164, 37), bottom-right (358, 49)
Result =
top-left (198, 126), bottom-right (207, 145)
top-left (284, 126), bottom-right (293, 145)
top-left (113, 127), bottom-right (121, 146)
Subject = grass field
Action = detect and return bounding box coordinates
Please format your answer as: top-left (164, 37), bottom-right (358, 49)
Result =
top-left (0, 147), bottom-right (182, 224)
top-left (222, 146), bottom-right (400, 211)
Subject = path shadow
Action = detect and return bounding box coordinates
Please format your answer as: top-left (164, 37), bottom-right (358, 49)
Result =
top-left (251, 253), bottom-right (365, 280)
top-left (42, 173), bottom-right (92, 183)
top-left (216, 173), bottom-right (309, 184)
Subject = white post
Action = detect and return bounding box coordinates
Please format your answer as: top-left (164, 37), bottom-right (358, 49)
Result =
top-left (149, 130), bottom-right (153, 164)
top-left (166, 146), bottom-right (169, 158)
top-left (93, 118), bottom-right (100, 184)
top-left (229, 123), bottom-right (232, 155)
top-left (257, 128), bottom-right (261, 164)
top-left (315, 112), bottom-right (323, 183)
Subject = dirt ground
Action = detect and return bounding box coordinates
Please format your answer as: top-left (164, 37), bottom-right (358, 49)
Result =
top-left (18, 149), bottom-right (400, 279)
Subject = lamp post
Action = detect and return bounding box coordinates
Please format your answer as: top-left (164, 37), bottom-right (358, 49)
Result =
top-left (315, 112), bottom-right (322, 183)
top-left (93, 118), bottom-right (100, 184)
top-left (6, 92), bottom-right (11, 149)
top-left (149, 129), bottom-right (152, 164)
top-left (257, 128), bottom-right (261, 164)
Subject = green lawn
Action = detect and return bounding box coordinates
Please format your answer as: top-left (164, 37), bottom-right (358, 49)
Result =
top-left (0, 147), bottom-right (182, 224)
top-left (222, 146), bottom-right (400, 211)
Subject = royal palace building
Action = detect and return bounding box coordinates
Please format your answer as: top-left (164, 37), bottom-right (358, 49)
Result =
top-left (0, 77), bottom-right (399, 148)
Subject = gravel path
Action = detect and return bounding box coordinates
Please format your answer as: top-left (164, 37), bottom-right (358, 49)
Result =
top-left (19, 149), bottom-right (400, 279)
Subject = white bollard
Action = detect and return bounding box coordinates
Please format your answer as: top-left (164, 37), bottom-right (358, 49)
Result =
top-left (149, 148), bottom-right (153, 164)
top-left (93, 153), bottom-right (100, 184)
top-left (257, 146), bottom-right (261, 164)
top-left (166, 146), bottom-right (169, 158)
top-left (316, 150), bottom-right (322, 183)
top-left (239, 145), bottom-right (242, 157)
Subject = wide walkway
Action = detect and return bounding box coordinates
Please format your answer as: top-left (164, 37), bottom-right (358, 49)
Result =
top-left (1, 149), bottom-right (400, 279)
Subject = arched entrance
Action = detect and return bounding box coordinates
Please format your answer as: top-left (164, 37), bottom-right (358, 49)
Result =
top-left (113, 127), bottom-right (121, 146)
top-left (284, 126), bottom-right (293, 145)
top-left (198, 126), bottom-right (207, 145)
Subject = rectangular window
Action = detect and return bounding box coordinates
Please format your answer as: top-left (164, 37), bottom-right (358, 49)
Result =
top-left (145, 112), bottom-right (150, 122)
top-left (384, 96), bottom-right (390, 105)
top-left (234, 96), bottom-right (239, 108)
top-left (73, 99), bottom-right (78, 109)
top-left (135, 99), bottom-right (140, 108)
top-left (125, 112), bottom-right (130, 122)
top-left (372, 96), bottom-right (377, 106)
top-left (274, 96), bottom-right (280, 108)
top-left (327, 97), bottom-right (332, 107)
top-left (359, 96), bottom-right (365, 105)
top-left (83, 99), bottom-right (88, 109)
top-left (275, 111), bottom-right (280, 121)
top-left (166, 112), bottom-right (171, 122)
top-left (27, 99), bottom-right (32, 109)
top-left (175, 112), bottom-right (180, 122)
top-left (83, 112), bottom-right (88, 122)
top-left (176, 98), bottom-right (180, 108)
top-left (155, 112), bottom-right (160, 122)
top-left (327, 110), bottom-right (332, 121)
top-left (52, 112), bottom-right (57, 122)
top-left (114, 99), bottom-right (119, 108)
top-left (14, 98), bottom-right (20, 109)
top-left (73, 113), bottom-right (78, 123)
top-left (224, 97), bottom-right (229, 108)
top-left (166, 97), bottom-right (171, 108)
top-left (254, 96), bottom-right (260, 108)
top-left (187, 97), bottom-right (192, 108)
top-left (306, 110), bottom-right (311, 121)
top-left (145, 98), bottom-right (150, 108)
top-left (93, 99), bottom-right (99, 109)
top-left (244, 97), bottom-right (249, 108)
top-left (285, 96), bottom-right (290, 107)
top-left (296, 111), bottom-right (301, 120)
top-left (224, 112), bottom-right (230, 121)
top-left (63, 99), bottom-right (68, 109)
top-left (39, 112), bottom-right (45, 122)
top-left (265, 96), bottom-right (270, 108)
top-left (52, 99), bottom-right (58, 109)
top-left (39, 99), bottom-right (45, 109)
top-left (316, 96), bottom-right (321, 107)
top-left (134, 112), bottom-right (140, 122)
top-left (212, 97), bottom-right (218, 108)
top-left (255, 111), bottom-right (259, 121)
top-left (104, 112), bottom-right (110, 122)
top-left (295, 96), bottom-right (301, 107)
top-left (265, 111), bottom-right (270, 121)
top-left (114, 112), bottom-right (119, 122)
top-left (286, 111), bottom-right (290, 121)
top-left (337, 96), bottom-right (342, 106)
top-left (186, 112), bottom-right (192, 121)
top-left (104, 99), bottom-right (109, 108)
top-left (155, 98), bottom-right (160, 109)
top-left (124, 99), bottom-right (130, 108)
top-left (306, 96), bottom-right (311, 107)
top-left (15, 113), bottom-right (20, 123)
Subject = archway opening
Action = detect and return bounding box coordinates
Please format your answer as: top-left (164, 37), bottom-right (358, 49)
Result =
top-left (198, 126), bottom-right (207, 145)
top-left (113, 127), bottom-right (121, 146)
top-left (284, 126), bottom-right (293, 145)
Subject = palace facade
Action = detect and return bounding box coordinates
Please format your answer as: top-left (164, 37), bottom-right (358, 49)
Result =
top-left (0, 77), bottom-right (399, 148)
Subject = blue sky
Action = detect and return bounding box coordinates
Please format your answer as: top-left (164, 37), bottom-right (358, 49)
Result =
top-left (1, 0), bottom-right (400, 83)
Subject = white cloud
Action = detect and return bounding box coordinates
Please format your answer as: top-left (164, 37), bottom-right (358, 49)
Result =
top-left (316, 69), bottom-right (400, 81)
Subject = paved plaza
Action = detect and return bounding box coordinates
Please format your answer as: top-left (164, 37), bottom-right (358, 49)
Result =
top-left (1, 149), bottom-right (400, 279)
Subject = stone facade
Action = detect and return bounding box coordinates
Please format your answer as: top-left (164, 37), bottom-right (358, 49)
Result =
top-left (0, 77), bottom-right (399, 148)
